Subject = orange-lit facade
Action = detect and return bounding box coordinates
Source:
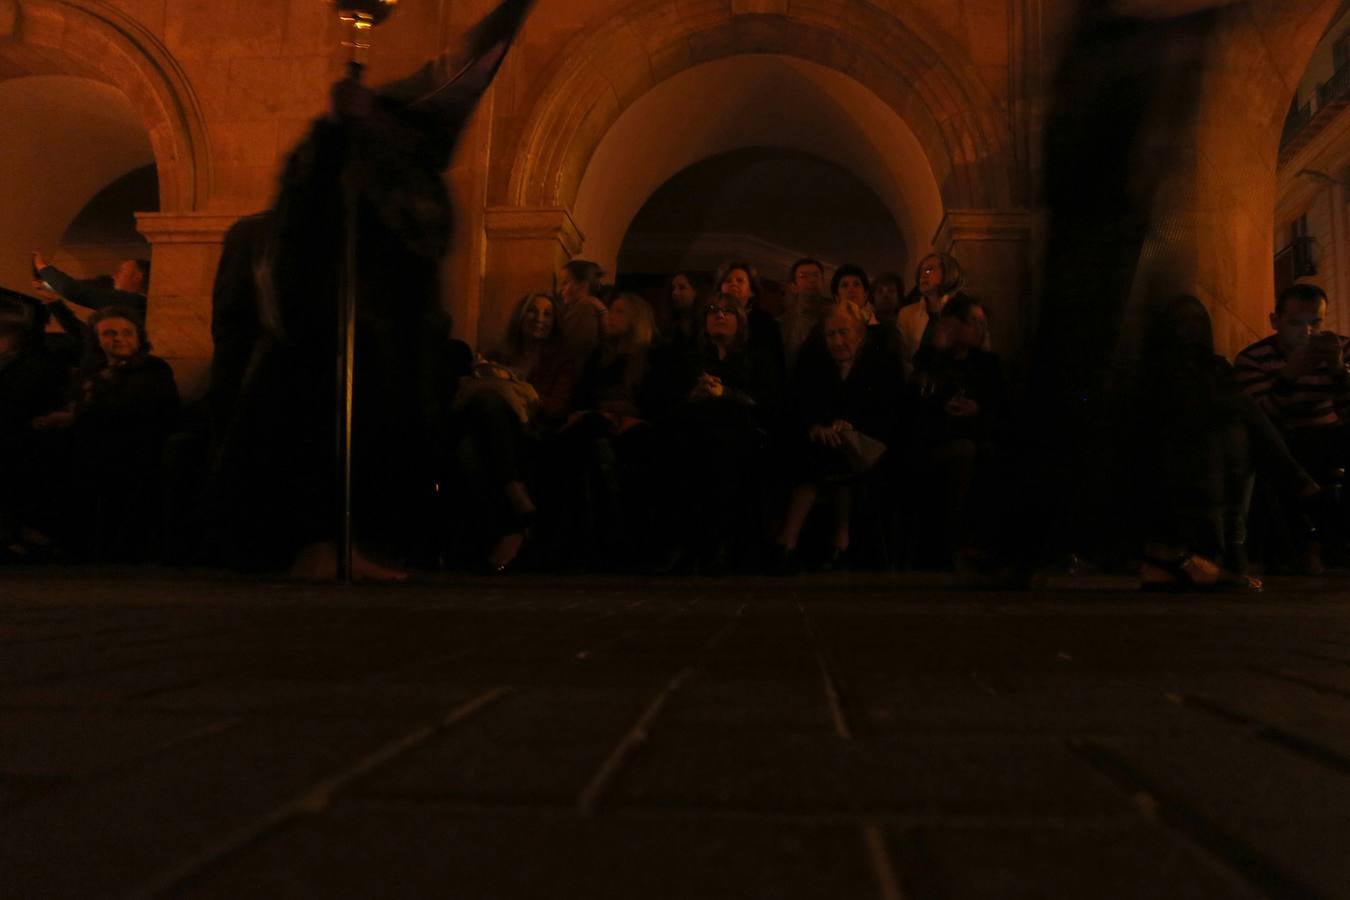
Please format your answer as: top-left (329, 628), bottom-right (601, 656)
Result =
top-left (0, 0), bottom-right (1343, 394)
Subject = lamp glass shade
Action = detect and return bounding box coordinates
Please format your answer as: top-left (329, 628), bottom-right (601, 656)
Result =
top-left (329, 0), bottom-right (398, 30)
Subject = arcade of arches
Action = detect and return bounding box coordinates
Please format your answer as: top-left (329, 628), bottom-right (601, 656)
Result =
top-left (0, 0), bottom-right (1344, 393)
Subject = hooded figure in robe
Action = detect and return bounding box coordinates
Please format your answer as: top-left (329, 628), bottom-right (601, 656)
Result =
top-left (206, 0), bottom-right (535, 576)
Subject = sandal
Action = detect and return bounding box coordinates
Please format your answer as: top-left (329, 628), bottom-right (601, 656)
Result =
top-left (1140, 554), bottom-right (1262, 594)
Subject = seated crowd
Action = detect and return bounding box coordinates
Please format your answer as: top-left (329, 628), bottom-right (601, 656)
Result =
top-left (4, 249), bottom-right (1350, 590)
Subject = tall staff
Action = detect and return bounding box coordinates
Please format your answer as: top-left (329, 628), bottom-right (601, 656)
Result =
top-left (328, 0), bottom-right (398, 583)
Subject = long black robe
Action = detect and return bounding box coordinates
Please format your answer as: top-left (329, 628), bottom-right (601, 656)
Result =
top-left (207, 0), bottom-right (535, 568)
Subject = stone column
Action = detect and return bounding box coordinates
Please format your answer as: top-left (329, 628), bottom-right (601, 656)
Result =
top-left (479, 206), bottom-right (584, 351)
top-left (135, 211), bottom-right (244, 398)
top-left (934, 209), bottom-right (1036, 356)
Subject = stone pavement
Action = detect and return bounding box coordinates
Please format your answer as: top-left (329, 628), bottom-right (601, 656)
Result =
top-left (2, 568), bottom-right (1350, 899)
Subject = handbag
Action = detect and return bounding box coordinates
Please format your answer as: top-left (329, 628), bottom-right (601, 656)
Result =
top-left (840, 429), bottom-right (888, 474)
top-left (453, 360), bottom-right (540, 424)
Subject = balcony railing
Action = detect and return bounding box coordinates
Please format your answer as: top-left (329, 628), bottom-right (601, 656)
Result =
top-left (1282, 64), bottom-right (1350, 150)
top-left (1318, 62), bottom-right (1350, 108)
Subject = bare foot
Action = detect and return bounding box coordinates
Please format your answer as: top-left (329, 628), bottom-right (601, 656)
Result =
top-left (289, 542), bottom-right (408, 581)
top-left (488, 532), bottom-right (526, 573)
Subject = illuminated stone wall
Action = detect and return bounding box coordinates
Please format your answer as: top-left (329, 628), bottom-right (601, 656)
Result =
top-left (0, 0), bottom-right (1342, 393)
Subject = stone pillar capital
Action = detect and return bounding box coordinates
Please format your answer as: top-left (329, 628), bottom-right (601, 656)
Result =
top-left (136, 211), bottom-right (252, 244)
top-left (929, 209), bottom-right (1038, 356)
top-left (134, 211), bottom-right (254, 399)
top-left (932, 209), bottom-right (1035, 248)
top-left (484, 206), bottom-right (584, 257)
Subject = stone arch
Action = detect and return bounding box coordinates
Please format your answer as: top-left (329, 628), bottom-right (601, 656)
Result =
top-left (6, 0), bottom-right (213, 212)
top-left (570, 54), bottom-right (942, 277)
top-left (503, 0), bottom-right (1013, 219)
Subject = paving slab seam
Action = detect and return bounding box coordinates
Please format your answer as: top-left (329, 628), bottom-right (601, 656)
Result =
top-left (1067, 738), bottom-right (1316, 900)
top-left (1166, 692), bottom-right (1350, 778)
top-left (332, 796), bottom-right (1146, 828)
top-left (1245, 665), bottom-right (1350, 702)
top-left (1290, 651), bottom-right (1350, 669)
top-left (576, 664), bottom-right (699, 817)
top-left (798, 600), bottom-right (911, 900)
top-left (576, 614), bottom-right (743, 817)
top-left (124, 686), bottom-right (512, 900)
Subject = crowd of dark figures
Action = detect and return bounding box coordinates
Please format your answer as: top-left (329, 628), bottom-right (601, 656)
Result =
top-left (6, 243), bottom-right (1350, 593)
top-left (4, 0), bottom-right (1350, 592)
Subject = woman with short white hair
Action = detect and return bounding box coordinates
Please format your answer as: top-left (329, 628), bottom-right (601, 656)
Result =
top-left (772, 300), bottom-right (901, 572)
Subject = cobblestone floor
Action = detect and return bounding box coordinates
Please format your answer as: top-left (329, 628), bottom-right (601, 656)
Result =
top-left (2, 568), bottom-right (1350, 899)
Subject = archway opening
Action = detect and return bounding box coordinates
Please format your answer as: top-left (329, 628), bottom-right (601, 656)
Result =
top-left (569, 55), bottom-right (943, 286)
top-left (0, 74), bottom-right (157, 295)
top-left (618, 147), bottom-right (907, 307)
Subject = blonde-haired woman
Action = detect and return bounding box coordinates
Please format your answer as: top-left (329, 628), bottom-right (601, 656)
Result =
top-left (559, 293), bottom-right (660, 566)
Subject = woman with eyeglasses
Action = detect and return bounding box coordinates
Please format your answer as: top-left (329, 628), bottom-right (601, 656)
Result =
top-left (898, 252), bottom-right (967, 379)
top-left (29, 307), bottom-right (179, 560)
top-left (648, 292), bottom-right (779, 573)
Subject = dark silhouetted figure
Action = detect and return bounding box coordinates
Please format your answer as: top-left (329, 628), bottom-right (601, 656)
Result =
top-left (1135, 295), bottom-right (1316, 591)
top-left (206, 0), bottom-right (535, 577)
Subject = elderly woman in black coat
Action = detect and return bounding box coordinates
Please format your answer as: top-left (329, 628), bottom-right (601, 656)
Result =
top-left (772, 300), bottom-right (901, 570)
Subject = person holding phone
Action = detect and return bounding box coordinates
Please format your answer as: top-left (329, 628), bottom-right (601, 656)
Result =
top-left (31, 252), bottom-right (148, 316)
top-left (1234, 283), bottom-right (1350, 569)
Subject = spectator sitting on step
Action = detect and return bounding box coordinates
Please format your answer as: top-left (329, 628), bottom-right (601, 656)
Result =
top-left (657, 270), bottom-right (707, 354)
top-left (909, 294), bottom-right (1005, 569)
top-left (1233, 283), bottom-right (1350, 569)
top-left (454, 292), bottom-right (575, 572)
top-left (831, 264), bottom-right (879, 326)
top-left (650, 293), bottom-right (780, 573)
top-left (557, 293), bottom-right (660, 566)
top-left (778, 258), bottom-right (831, 375)
top-left (772, 300), bottom-right (900, 572)
top-left (557, 260), bottom-right (608, 365)
top-left (31, 306), bottom-right (179, 560)
top-left (0, 301), bottom-right (69, 559)
top-left (869, 271), bottom-right (905, 360)
top-left (1138, 295), bottom-right (1318, 592)
top-left (718, 260), bottom-right (785, 388)
top-left (898, 251), bottom-right (965, 379)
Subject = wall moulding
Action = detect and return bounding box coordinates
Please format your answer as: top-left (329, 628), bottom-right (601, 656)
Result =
top-left (484, 206), bottom-right (585, 257)
top-left (9, 0), bottom-right (213, 211)
top-left (933, 209), bottom-right (1035, 247)
top-left (136, 211), bottom-right (246, 244)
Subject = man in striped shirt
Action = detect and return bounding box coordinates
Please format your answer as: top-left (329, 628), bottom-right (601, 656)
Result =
top-left (1235, 283), bottom-right (1350, 568)
top-left (1234, 284), bottom-right (1350, 469)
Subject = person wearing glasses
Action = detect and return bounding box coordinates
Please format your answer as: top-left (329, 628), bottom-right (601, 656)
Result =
top-left (898, 252), bottom-right (965, 379)
top-left (30, 307), bottom-right (179, 560)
